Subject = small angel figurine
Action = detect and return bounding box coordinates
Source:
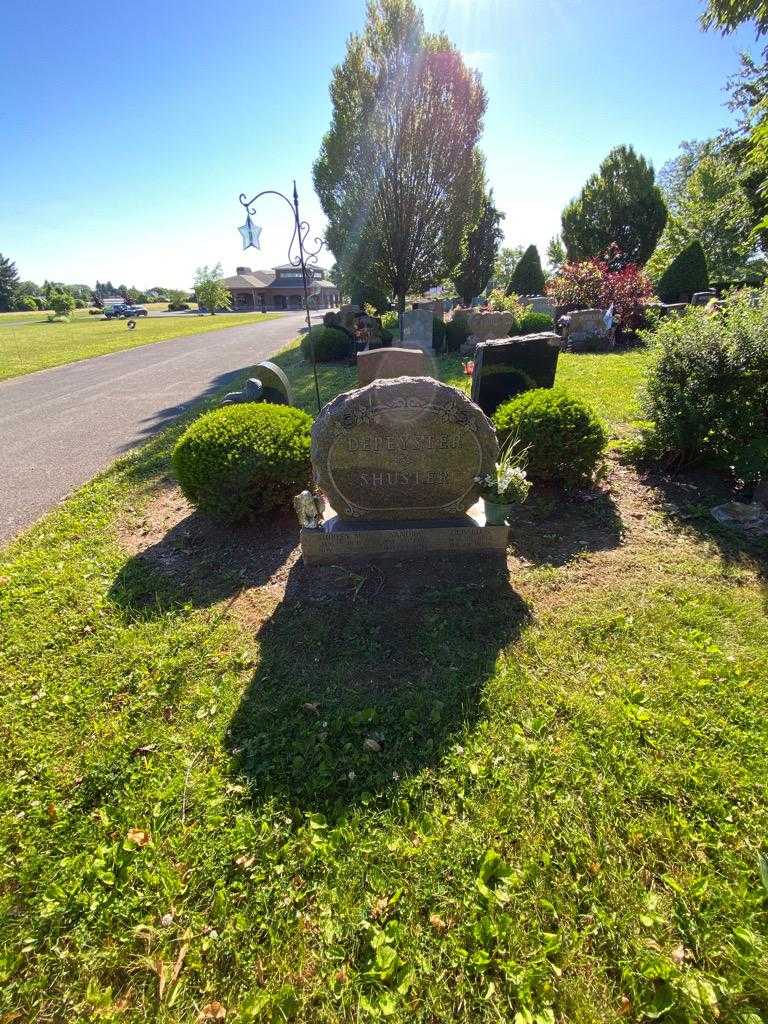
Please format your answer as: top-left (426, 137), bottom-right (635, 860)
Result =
top-left (293, 490), bottom-right (326, 529)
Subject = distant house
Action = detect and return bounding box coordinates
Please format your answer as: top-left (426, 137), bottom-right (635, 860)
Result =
top-left (222, 266), bottom-right (340, 312)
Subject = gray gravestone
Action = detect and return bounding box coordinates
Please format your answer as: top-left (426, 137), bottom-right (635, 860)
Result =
top-left (471, 333), bottom-right (561, 417)
top-left (357, 347), bottom-right (429, 387)
top-left (402, 309), bottom-right (434, 348)
top-left (302, 377), bottom-right (504, 563)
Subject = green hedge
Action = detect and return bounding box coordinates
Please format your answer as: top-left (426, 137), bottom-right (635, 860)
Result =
top-left (512, 311), bottom-right (554, 336)
top-left (300, 325), bottom-right (352, 362)
top-left (642, 290), bottom-right (768, 481)
top-left (493, 389), bottom-right (606, 488)
top-left (173, 403), bottom-right (313, 521)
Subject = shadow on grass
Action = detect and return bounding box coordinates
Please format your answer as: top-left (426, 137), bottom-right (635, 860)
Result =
top-left (109, 508), bottom-right (299, 619)
top-left (507, 486), bottom-right (624, 568)
top-left (647, 467), bottom-right (768, 599)
top-left (225, 554), bottom-right (530, 818)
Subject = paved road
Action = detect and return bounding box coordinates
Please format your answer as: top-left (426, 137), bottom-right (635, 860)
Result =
top-left (0, 312), bottom-right (316, 544)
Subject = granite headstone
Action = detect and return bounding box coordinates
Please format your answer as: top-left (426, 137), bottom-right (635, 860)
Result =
top-left (357, 347), bottom-right (429, 387)
top-left (402, 309), bottom-right (434, 348)
top-left (310, 376), bottom-right (497, 521)
top-left (471, 333), bottom-right (560, 416)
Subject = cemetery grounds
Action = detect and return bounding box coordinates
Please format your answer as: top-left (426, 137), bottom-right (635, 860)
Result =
top-left (1, 340), bottom-right (767, 1022)
top-left (0, 309), bottom-right (280, 382)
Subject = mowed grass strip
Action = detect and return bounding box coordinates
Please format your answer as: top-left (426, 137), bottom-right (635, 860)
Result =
top-left (1, 345), bottom-right (767, 1022)
top-left (0, 312), bottom-right (281, 381)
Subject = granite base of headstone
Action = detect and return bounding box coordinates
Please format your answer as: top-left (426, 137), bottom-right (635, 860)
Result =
top-left (471, 333), bottom-right (560, 417)
top-left (301, 376), bottom-right (506, 564)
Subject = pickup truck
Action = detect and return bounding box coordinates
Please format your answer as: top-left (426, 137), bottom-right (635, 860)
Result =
top-left (104, 304), bottom-right (148, 319)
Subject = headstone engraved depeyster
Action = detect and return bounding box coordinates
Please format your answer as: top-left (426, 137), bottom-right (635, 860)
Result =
top-left (300, 376), bottom-right (507, 564)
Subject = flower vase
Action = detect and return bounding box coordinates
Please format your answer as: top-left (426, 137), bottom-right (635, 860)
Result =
top-left (483, 499), bottom-right (514, 526)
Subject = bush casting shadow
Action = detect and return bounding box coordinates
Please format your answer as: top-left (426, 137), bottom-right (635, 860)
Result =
top-left (226, 554), bottom-right (531, 818)
top-left (110, 508), bottom-right (298, 618)
top-left (506, 486), bottom-right (624, 567)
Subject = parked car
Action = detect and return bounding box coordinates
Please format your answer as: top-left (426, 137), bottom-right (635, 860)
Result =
top-left (104, 304), bottom-right (148, 319)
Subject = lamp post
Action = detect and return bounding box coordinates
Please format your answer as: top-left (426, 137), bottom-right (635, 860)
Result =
top-left (238, 181), bottom-right (326, 413)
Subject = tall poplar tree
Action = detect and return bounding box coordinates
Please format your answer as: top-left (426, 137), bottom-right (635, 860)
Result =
top-left (313, 0), bottom-right (487, 327)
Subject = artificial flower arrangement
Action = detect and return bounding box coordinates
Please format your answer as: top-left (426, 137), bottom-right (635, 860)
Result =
top-left (475, 439), bottom-right (532, 523)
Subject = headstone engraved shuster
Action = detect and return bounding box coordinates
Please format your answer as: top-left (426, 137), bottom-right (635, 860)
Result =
top-left (301, 376), bottom-right (506, 564)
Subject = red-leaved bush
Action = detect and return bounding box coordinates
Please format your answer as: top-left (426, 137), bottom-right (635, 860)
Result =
top-left (547, 248), bottom-right (653, 331)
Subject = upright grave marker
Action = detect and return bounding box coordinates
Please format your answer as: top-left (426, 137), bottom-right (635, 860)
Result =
top-left (301, 376), bottom-right (506, 564)
top-left (471, 333), bottom-right (560, 416)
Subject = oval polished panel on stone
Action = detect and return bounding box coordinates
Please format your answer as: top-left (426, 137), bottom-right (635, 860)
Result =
top-left (311, 376), bottom-right (497, 520)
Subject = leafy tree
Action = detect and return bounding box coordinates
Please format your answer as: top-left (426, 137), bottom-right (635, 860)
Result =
top-left (506, 244), bottom-right (545, 295)
top-left (701, 0), bottom-right (768, 34)
top-left (561, 145), bottom-right (667, 267)
top-left (194, 264), bottom-right (232, 314)
top-left (15, 295), bottom-right (39, 312)
top-left (657, 140), bottom-right (713, 214)
top-left (452, 189), bottom-right (504, 304)
top-left (647, 153), bottom-right (756, 282)
top-left (48, 288), bottom-right (75, 319)
top-left (546, 235), bottom-right (566, 271)
top-left (313, 0), bottom-right (487, 330)
top-left (656, 240), bottom-right (709, 302)
top-left (0, 253), bottom-right (20, 312)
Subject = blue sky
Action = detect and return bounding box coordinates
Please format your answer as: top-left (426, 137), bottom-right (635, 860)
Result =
top-left (0, 0), bottom-right (762, 289)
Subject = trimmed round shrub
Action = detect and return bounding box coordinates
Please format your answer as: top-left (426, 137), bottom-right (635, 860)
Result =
top-left (513, 310), bottom-right (554, 336)
top-left (493, 389), bottom-right (607, 488)
top-left (172, 403), bottom-right (313, 521)
top-left (300, 325), bottom-right (352, 362)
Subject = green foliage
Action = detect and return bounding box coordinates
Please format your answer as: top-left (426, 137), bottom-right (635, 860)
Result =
top-left (452, 187), bottom-right (504, 304)
top-left (15, 295), bottom-right (38, 312)
top-left (561, 145), bottom-right (668, 266)
top-left (491, 245), bottom-right (524, 290)
top-left (350, 280), bottom-right (390, 313)
top-left (172, 403), bottom-right (312, 521)
top-left (300, 325), bottom-right (352, 362)
top-left (445, 311), bottom-right (469, 351)
top-left (381, 310), bottom-right (399, 333)
top-left (194, 263), bottom-right (232, 313)
top-left (313, 0), bottom-right (487, 309)
top-left (642, 289), bottom-right (768, 481)
top-left (0, 252), bottom-right (20, 312)
top-left (656, 241), bottom-right (709, 302)
top-left (513, 310), bottom-right (554, 335)
top-left (48, 288), bottom-right (76, 319)
top-left (647, 154), bottom-right (756, 284)
top-left (493, 389), bottom-right (607, 487)
top-left (546, 235), bottom-right (566, 272)
top-left (701, 0), bottom-right (768, 34)
top-left (487, 289), bottom-right (526, 319)
top-left (506, 244), bottom-right (546, 296)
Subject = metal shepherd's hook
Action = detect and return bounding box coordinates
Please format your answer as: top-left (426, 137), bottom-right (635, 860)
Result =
top-left (238, 180), bottom-right (326, 413)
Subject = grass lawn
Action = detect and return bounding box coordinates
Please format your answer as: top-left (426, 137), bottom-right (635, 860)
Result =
top-left (0, 312), bottom-right (279, 382)
top-left (1, 342), bottom-right (767, 1023)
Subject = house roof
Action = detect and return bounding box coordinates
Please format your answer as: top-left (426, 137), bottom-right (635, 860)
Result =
top-left (224, 269), bottom-right (337, 292)
top-left (222, 272), bottom-right (272, 290)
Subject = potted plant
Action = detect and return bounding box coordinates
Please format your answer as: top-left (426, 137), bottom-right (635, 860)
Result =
top-left (476, 440), bottom-right (531, 525)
